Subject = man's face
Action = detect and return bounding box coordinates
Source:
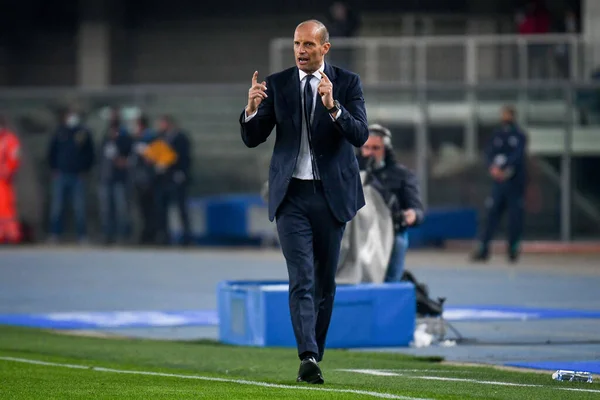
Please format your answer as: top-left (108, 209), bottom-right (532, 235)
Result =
top-left (331, 2), bottom-right (347, 20)
top-left (156, 119), bottom-right (169, 133)
top-left (109, 109), bottom-right (119, 123)
top-left (65, 112), bottom-right (80, 128)
top-left (361, 135), bottom-right (385, 164)
top-left (294, 23), bottom-right (330, 73)
top-left (501, 109), bottom-right (514, 124)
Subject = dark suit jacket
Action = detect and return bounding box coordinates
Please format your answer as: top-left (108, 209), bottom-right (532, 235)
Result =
top-left (165, 130), bottom-right (191, 184)
top-left (240, 63), bottom-right (369, 223)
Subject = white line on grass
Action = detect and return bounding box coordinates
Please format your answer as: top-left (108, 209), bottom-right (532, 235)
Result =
top-left (337, 369), bottom-right (600, 394)
top-left (384, 369), bottom-right (475, 374)
top-left (0, 356), bottom-right (431, 400)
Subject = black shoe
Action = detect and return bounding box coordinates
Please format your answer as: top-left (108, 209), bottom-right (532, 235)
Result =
top-left (470, 250), bottom-right (489, 262)
top-left (508, 243), bottom-right (520, 263)
top-left (296, 357), bottom-right (324, 384)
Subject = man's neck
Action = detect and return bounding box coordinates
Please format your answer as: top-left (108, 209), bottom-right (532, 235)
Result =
top-left (300, 63), bottom-right (325, 76)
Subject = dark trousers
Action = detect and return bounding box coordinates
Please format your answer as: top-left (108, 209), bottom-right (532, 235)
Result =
top-left (135, 184), bottom-right (156, 244)
top-left (481, 182), bottom-right (525, 252)
top-left (49, 173), bottom-right (86, 239)
top-left (98, 181), bottom-right (131, 242)
top-left (275, 179), bottom-right (346, 362)
top-left (155, 181), bottom-right (191, 245)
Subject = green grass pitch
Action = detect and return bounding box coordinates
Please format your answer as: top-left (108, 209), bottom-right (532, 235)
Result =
top-left (0, 326), bottom-right (598, 399)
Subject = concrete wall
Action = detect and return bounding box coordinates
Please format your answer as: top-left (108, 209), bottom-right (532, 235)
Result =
top-left (0, 12), bottom-right (512, 87)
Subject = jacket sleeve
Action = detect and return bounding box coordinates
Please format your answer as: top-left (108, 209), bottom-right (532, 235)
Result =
top-left (240, 76), bottom-right (276, 148)
top-left (47, 131), bottom-right (58, 170)
top-left (176, 134), bottom-right (191, 175)
top-left (121, 133), bottom-right (134, 157)
top-left (333, 73), bottom-right (369, 148)
top-left (503, 132), bottom-right (527, 170)
top-left (404, 170), bottom-right (425, 225)
top-left (82, 130), bottom-right (95, 172)
top-left (485, 131), bottom-right (497, 168)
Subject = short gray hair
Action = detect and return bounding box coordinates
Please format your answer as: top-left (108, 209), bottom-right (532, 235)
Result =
top-left (368, 124), bottom-right (393, 148)
top-left (297, 19), bottom-right (330, 45)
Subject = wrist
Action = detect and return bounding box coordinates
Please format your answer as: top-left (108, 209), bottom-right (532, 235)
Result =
top-left (246, 106), bottom-right (256, 115)
top-left (327, 99), bottom-right (340, 113)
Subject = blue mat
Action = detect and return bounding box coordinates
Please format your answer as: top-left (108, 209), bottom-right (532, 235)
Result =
top-left (0, 310), bottom-right (218, 330)
top-left (1, 305), bottom-right (600, 329)
top-left (506, 360), bottom-right (600, 374)
top-left (444, 305), bottom-right (600, 322)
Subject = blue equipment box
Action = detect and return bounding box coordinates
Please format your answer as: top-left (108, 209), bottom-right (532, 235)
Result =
top-left (408, 207), bottom-right (478, 248)
top-left (217, 280), bottom-right (416, 348)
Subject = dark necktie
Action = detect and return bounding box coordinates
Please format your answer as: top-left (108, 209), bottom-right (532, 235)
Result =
top-left (303, 74), bottom-right (319, 180)
top-left (304, 75), bottom-right (314, 126)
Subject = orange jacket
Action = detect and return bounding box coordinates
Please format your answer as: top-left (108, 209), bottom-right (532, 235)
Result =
top-left (0, 129), bottom-right (20, 181)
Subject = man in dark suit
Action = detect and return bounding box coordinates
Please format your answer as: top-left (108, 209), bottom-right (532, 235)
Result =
top-left (240, 19), bottom-right (368, 384)
top-left (472, 105), bottom-right (528, 263)
top-left (154, 115), bottom-right (192, 246)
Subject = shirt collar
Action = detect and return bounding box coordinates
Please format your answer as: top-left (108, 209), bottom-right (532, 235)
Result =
top-left (298, 63), bottom-right (325, 82)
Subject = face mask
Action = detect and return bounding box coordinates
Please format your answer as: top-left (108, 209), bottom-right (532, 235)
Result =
top-left (66, 114), bottom-right (80, 128)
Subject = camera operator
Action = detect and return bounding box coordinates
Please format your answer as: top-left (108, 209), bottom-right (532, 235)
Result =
top-left (358, 124), bottom-right (424, 282)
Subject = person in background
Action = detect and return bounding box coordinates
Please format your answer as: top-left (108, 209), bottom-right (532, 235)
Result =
top-left (472, 105), bottom-right (528, 263)
top-left (516, 0), bottom-right (551, 79)
top-left (154, 115), bottom-right (191, 246)
top-left (554, 8), bottom-right (578, 79)
top-left (131, 114), bottom-right (157, 245)
top-left (0, 115), bottom-right (22, 244)
top-left (47, 109), bottom-right (95, 244)
top-left (358, 124), bottom-right (424, 282)
top-left (97, 109), bottom-right (133, 245)
top-left (326, 1), bottom-right (360, 71)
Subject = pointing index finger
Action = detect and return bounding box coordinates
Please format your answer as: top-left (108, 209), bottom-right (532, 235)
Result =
top-left (321, 72), bottom-right (330, 82)
top-left (252, 71), bottom-right (258, 85)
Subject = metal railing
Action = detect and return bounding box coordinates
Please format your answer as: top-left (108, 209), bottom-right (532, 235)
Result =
top-left (2, 77), bottom-right (600, 241)
top-left (270, 34), bottom-right (592, 84)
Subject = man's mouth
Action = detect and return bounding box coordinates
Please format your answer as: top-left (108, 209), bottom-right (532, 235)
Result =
top-left (297, 56), bottom-right (309, 65)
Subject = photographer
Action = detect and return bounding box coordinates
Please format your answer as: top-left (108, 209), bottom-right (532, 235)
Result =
top-left (358, 124), bottom-right (424, 282)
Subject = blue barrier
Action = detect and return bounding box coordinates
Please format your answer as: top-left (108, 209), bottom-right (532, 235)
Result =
top-left (170, 194), bottom-right (477, 247)
top-left (217, 280), bottom-right (416, 348)
top-left (408, 207), bottom-right (478, 248)
top-left (169, 194), bottom-right (274, 245)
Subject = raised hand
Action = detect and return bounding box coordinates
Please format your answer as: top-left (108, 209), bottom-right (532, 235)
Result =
top-left (489, 166), bottom-right (505, 181)
top-left (403, 209), bottom-right (417, 226)
top-left (318, 72), bottom-right (334, 110)
top-left (246, 71), bottom-right (267, 115)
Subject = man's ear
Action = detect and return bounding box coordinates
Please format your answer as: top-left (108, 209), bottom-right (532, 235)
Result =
top-left (322, 42), bottom-right (331, 56)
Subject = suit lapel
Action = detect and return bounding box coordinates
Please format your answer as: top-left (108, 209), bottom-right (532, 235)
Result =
top-left (282, 68), bottom-right (302, 136)
top-left (312, 62), bottom-right (337, 133)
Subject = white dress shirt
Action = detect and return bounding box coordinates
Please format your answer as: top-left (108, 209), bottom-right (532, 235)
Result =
top-left (244, 63), bottom-right (341, 180)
